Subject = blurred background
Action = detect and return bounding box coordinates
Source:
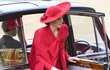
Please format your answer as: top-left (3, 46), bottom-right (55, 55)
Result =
top-left (69, 0), bottom-right (110, 38)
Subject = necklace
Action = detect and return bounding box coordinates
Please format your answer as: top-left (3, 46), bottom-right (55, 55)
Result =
top-left (53, 28), bottom-right (59, 37)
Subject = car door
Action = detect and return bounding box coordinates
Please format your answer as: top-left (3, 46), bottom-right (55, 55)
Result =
top-left (66, 11), bottom-right (109, 70)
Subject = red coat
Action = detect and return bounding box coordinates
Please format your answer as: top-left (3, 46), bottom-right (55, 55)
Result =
top-left (29, 24), bottom-right (70, 70)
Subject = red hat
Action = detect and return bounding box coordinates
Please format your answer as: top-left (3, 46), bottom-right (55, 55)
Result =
top-left (2, 19), bottom-right (16, 32)
top-left (6, 19), bottom-right (16, 30)
top-left (40, 2), bottom-right (71, 23)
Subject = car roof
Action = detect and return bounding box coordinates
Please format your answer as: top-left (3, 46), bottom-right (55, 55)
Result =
top-left (0, 1), bottom-right (92, 7)
top-left (0, 1), bottom-right (102, 21)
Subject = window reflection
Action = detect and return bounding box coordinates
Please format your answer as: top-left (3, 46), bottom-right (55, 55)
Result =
top-left (0, 18), bottom-right (25, 68)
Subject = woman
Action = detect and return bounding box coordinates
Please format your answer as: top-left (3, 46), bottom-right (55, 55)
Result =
top-left (29, 2), bottom-right (79, 70)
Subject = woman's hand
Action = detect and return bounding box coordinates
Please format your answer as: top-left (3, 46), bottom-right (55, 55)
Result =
top-left (51, 66), bottom-right (60, 70)
top-left (68, 57), bottom-right (80, 63)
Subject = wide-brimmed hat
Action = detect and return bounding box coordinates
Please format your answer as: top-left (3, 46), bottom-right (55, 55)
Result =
top-left (40, 2), bottom-right (71, 23)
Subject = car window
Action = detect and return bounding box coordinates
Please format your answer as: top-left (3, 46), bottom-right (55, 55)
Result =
top-left (0, 22), bottom-right (4, 38)
top-left (0, 19), bottom-right (26, 68)
top-left (70, 15), bottom-right (107, 62)
top-left (22, 14), bottom-right (46, 45)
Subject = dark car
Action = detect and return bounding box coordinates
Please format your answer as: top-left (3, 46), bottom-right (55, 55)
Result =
top-left (0, 1), bottom-right (110, 70)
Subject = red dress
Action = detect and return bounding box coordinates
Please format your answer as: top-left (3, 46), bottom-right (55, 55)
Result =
top-left (29, 24), bottom-right (70, 70)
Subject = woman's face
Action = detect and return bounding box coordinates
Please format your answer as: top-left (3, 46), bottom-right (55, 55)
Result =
top-left (52, 17), bottom-right (63, 28)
